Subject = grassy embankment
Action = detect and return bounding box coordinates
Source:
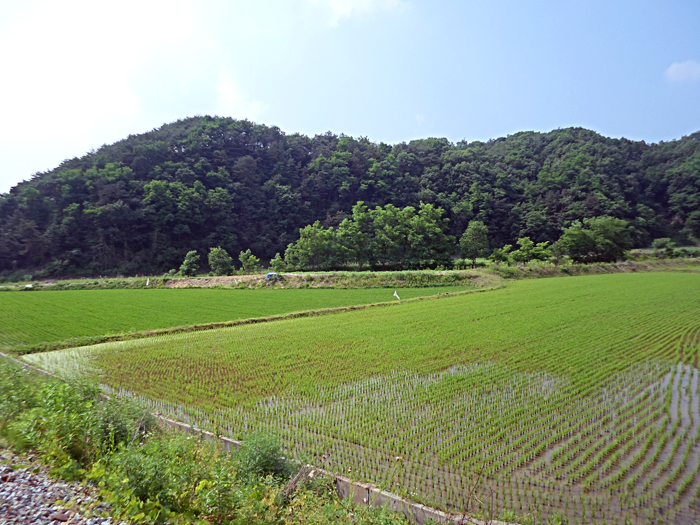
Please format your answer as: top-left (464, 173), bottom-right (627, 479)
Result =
top-left (0, 269), bottom-right (488, 291)
top-left (1, 257), bottom-right (697, 292)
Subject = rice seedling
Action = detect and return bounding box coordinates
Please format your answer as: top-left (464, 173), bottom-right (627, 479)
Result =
top-left (24, 272), bottom-right (700, 524)
top-left (0, 286), bottom-right (467, 352)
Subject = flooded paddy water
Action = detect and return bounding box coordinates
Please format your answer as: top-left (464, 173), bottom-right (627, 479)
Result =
top-left (78, 360), bottom-right (700, 525)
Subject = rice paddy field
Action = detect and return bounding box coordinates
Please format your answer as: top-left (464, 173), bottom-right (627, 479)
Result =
top-left (0, 286), bottom-right (467, 352)
top-left (23, 272), bottom-right (700, 524)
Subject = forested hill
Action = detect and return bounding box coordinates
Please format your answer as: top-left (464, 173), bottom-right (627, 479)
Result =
top-left (1, 116), bottom-right (699, 277)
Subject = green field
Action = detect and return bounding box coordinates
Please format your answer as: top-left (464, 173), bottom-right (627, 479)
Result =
top-left (25, 273), bottom-right (700, 524)
top-left (0, 286), bottom-right (468, 351)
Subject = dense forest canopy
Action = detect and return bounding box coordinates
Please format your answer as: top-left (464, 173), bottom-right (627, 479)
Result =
top-left (1, 116), bottom-right (699, 276)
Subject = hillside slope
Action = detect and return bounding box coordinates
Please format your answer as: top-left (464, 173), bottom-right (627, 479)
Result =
top-left (1, 116), bottom-right (698, 276)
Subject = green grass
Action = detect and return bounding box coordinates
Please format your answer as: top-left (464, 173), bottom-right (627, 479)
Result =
top-left (668, 266), bottom-right (700, 272)
top-left (0, 286), bottom-right (469, 351)
top-left (25, 273), bottom-right (700, 524)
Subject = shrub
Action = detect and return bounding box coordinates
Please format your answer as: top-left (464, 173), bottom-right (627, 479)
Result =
top-left (102, 432), bottom-right (205, 511)
top-left (208, 247), bottom-right (233, 276)
top-left (269, 253), bottom-right (286, 273)
top-left (489, 245), bottom-right (512, 266)
top-left (452, 258), bottom-right (470, 270)
top-left (652, 238), bottom-right (672, 250)
top-left (6, 380), bottom-right (101, 471)
top-left (0, 360), bottom-right (41, 432)
top-left (0, 362), bottom-right (409, 525)
top-left (195, 462), bottom-right (239, 523)
top-left (0, 361), bottom-right (156, 480)
top-left (239, 249), bottom-right (261, 273)
top-left (96, 397), bottom-right (156, 453)
top-left (237, 432), bottom-right (292, 482)
top-left (179, 250), bottom-right (200, 277)
top-left (460, 221), bottom-right (489, 267)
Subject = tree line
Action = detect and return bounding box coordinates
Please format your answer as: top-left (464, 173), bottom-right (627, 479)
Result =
top-left (282, 201), bottom-right (454, 270)
top-left (459, 215), bottom-right (634, 267)
top-left (175, 204), bottom-right (679, 275)
top-left (1, 116), bottom-right (699, 278)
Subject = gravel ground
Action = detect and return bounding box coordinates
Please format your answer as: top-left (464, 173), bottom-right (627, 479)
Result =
top-left (0, 450), bottom-right (121, 525)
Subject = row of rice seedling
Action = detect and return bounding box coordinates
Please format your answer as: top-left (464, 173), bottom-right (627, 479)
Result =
top-left (25, 272), bottom-right (700, 524)
top-left (102, 360), bottom-right (698, 524)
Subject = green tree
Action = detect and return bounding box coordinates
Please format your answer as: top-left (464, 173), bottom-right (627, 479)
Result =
top-left (550, 240), bottom-right (566, 266)
top-left (269, 253), bottom-right (285, 272)
top-left (406, 203), bottom-right (455, 269)
top-left (371, 204), bottom-right (412, 268)
top-left (179, 250), bottom-right (200, 277)
top-left (530, 241), bottom-right (551, 261)
top-left (460, 221), bottom-right (489, 267)
top-left (559, 216), bottom-right (632, 263)
top-left (510, 237), bottom-right (535, 263)
top-left (336, 202), bottom-right (373, 270)
top-left (652, 238), bottom-right (671, 250)
top-left (208, 246), bottom-right (232, 276)
top-left (239, 249), bottom-right (261, 272)
top-left (509, 237), bottom-right (550, 263)
top-left (558, 222), bottom-right (597, 263)
top-left (283, 201), bottom-right (453, 270)
top-left (586, 216), bottom-right (633, 262)
top-left (686, 211), bottom-right (700, 238)
top-left (284, 222), bottom-right (339, 271)
top-left (489, 244), bottom-right (512, 266)
top-left (3, 118), bottom-right (700, 278)
top-left (664, 152), bottom-right (700, 226)
top-left (652, 238), bottom-right (677, 258)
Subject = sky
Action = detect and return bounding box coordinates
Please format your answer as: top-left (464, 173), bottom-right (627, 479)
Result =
top-left (1, 0), bottom-right (699, 193)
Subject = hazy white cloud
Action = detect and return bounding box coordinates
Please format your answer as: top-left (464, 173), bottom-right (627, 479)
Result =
top-left (0, 0), bottom-right (195, 191)
top-left (307, 0), bottom-right (408, 27)
top-left (415, 113), bottom-right (425, 126)
top-left (664, 60), bottom-right (700, 83)
top-left (216, 77), bottom-right (269, 122)
top-left (0, 0), bottom-right (194, 134)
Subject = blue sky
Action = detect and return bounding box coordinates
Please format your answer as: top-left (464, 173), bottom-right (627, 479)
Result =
top-left (1, 0), bottom-right (699, 193)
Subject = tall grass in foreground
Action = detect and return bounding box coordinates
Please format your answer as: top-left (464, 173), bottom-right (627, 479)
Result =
top-left (0, 359), bottom-right (408, 525)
